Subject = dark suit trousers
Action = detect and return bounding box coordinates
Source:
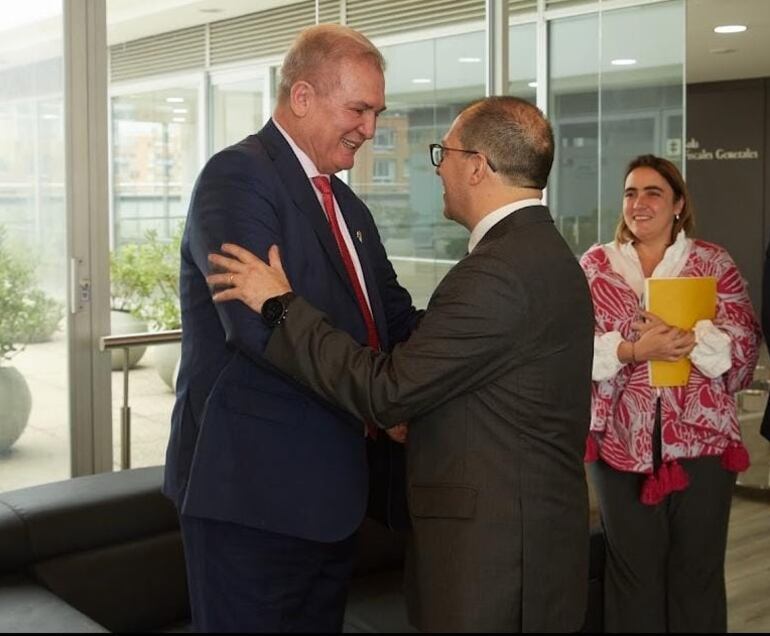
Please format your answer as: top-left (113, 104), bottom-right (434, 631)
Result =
top-left (179, 515), bottom-right (357, 633)
top-left (589, 456), bottom-right (735, 633)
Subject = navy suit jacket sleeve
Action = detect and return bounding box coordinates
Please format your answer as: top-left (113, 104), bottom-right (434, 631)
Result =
top-left (186, 148), bottom-right (288, 365)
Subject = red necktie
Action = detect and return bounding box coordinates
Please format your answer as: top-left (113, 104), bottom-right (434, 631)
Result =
top-left (312, 176), bottom-right (381, 350)
top-left (312, 175), bottom-right (380, 438)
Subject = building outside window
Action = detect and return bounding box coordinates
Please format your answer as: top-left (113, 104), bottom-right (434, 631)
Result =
top-left (372, 158), bottom-right (396, 184)
top-left (373, 127), bottom-right (396, 150)
top-left (111, 85), bottom-right (200, 247)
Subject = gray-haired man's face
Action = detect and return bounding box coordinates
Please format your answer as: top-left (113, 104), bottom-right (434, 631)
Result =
top-left (301, 57), bottom-right (386, 175)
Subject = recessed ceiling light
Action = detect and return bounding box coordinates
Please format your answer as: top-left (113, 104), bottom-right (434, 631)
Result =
top-left (172, 108), bottom-right (188, 114)
top-left (458, 57), bottom-right (481, 63)
top-left (411, 78), bottom-right (432, 84)
top-left (172, 117), bottom-right (186, 123)
top-left (714, 24), bottom-right (747, 34)
top-left (528, 81), bottom-right (537, 88)
top-left (166, 97), bottom-right (185, 103)
top-left (611, 58), bottom-right (637, 66)
top-left (709, 47), bottom-right (736, 55)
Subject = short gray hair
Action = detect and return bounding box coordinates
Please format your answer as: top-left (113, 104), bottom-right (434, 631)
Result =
top-left (278, 24), bottom-right (385, 101)
top-left (458, 96), bottom-right (554, 189)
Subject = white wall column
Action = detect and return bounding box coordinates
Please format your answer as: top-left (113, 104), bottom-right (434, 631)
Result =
top-left (486, 0), bottom-right (509, 96)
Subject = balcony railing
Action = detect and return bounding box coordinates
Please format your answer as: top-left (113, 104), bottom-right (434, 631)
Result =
top-left (100, 329), bottom-right (181, 469)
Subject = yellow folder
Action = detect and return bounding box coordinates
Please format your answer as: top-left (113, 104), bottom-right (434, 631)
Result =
top-left (644, 276), bottom-right (717, 387)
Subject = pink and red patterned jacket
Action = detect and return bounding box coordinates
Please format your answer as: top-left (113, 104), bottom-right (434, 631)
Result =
top-left (580, 239), bottom-right (761, 504)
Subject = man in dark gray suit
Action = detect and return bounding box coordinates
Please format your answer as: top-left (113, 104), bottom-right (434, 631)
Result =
top-left (207, 96), bottom-right (594, 632)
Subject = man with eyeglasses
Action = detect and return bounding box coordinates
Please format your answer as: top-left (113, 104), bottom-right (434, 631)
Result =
top-left (207, 96), bottom-right (595, 632)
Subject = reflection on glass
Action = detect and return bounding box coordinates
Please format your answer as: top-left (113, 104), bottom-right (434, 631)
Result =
top-left (111, 87), bottom-right (199, 247)
top-left (548, 0), bottom-right (684, 254)
top-left (0, 4), bottom-right (69, 491)
top-left (211, 77), bottom-right (266, 154)
top-left (549, 14), bottom-right (599, 256)
top-left (508, 22), bottom-right (537, 103)
top-left (350, 30), bottom-right (485, 307)
top-left (110, 87), bottom-right (198, 469)
top-left (598, 1), bottom-right (684, 242)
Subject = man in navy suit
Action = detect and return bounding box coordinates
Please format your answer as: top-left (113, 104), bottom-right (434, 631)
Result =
top-left (163, 24), bottom-right (419, 632)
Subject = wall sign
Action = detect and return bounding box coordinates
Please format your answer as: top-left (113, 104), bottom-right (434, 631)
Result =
top-left (686, 137), bottom-right (760, 161)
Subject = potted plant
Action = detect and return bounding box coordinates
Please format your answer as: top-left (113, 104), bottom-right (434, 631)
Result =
top-left (21, 288), bottom-right (65, 343)
top-left (0, 226), bottom-right (45, 452)
top-left (110, 245), bottom-right (147, 371)
top-left (110, 225), bottom-right (182, 389)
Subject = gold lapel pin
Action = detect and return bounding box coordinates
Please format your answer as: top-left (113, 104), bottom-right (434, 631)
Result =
top-left (356, 230), bottom-right (363, 243)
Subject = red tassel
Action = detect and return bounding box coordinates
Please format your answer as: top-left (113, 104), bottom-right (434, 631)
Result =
top-left (721, 443), bottom-right (750, 472)
top-left (667, 460), bottom-right (690, 492)
top-left (584, 435), bottom-right (599, 463)
top-left (640, 473), bottom-right (664, 505)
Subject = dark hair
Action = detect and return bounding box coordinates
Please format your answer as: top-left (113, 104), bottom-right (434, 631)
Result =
top-left (458, 96), bottom-right (554, 189)
top-left (615, 154), bottom-right (694, 244)
top-left (278, 24), bottom-right (385, 102)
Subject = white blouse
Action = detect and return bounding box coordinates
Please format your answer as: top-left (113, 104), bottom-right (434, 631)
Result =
top-left (592, 231), bottom-right (732, 382)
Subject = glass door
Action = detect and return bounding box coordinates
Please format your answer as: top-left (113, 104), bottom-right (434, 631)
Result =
top-left (108, 75), bottom-right (203, 469)
top-left (210, 69), bottom-right (270, 155)
top-left (0, 2), bottom-right (69, 490)
top-left (0, 0), bottom-right (112, 490)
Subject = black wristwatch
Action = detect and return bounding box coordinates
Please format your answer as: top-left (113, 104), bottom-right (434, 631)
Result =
top-left (261, 292), bottom-right (296, 328)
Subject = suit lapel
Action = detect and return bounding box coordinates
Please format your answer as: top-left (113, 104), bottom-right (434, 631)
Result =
top-left (331, 177), bottom-right (389, 348)
top-left (256, 121), bottom-right (354, 300)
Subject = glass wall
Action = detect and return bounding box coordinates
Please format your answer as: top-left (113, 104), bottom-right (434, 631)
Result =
top-left (109, 82), bottom-right (201, 468)
top-left (0, 3), bottom-right (70, 490)
top-left (549, 13), bottom-right (599, 256)
top-left (508, 22), bottom-right (537, 103)
top-left (350, 30), bottom-right (486, 307)
top-left (548, 0), bottom-right (685, 255)
top-left (111, 83), bottom-right (200, 247)
top-left (210, 72), bottom-right (269, 153)
top-left (597, 1), bottom-right (684, 242)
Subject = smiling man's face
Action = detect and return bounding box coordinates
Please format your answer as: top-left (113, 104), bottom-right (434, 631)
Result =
top-left (302, 56), bottom-right (385, 174)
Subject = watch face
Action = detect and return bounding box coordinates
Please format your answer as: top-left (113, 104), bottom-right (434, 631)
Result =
top-left (262, 297), bottom-right (285, 325)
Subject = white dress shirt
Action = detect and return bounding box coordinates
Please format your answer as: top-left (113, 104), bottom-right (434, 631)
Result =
top-left (593, 230), bottom-right (731, 381)
top-left (273, 119), bottom-right (372, 311)
top-left (468, 198), bottom-right (542, 254)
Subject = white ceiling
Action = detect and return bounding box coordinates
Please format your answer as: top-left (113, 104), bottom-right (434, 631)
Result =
top-left (686, 0), bottom-right (770, 83)
top-left (106, 0), bottom-right (299, 44)
top-left (104, 0), bottom-right (770, 85)
top-left (0, 0), bottom-right (768, 85)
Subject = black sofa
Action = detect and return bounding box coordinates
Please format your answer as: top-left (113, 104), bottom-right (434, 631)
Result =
top-left (0, 467), bottom-right (603, 632)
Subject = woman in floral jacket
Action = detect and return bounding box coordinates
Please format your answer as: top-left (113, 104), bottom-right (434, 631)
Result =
top-left (581, 154), bottom-right (761, 633)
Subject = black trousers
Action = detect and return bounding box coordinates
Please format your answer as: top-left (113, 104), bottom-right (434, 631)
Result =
top-left (588, 456), bottom-right (735, 633)
top-left (179, 514), bottom-right (357, 633)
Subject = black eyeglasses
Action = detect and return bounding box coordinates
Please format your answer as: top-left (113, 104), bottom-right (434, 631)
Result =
top-left (429, 143), bottom-right (497, 172)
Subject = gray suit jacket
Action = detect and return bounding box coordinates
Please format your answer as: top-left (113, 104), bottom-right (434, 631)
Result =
top-left (265, 205), bottom-right (594, 632)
